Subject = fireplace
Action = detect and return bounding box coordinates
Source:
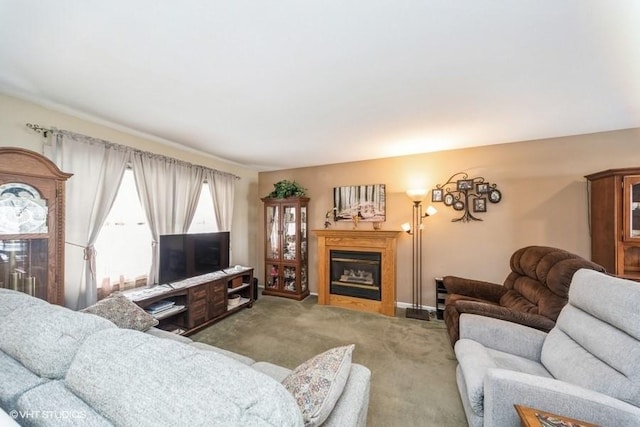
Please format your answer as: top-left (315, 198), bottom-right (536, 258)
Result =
top-left (330, 250), bottom-right (381, 301)
top-left (314, 229), bottom-right (400, 316)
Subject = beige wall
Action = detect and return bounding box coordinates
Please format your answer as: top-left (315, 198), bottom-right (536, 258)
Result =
top-left (0, 93), bottom-right (260, 276)
top-left (259, 129), bottom-right (640, 307)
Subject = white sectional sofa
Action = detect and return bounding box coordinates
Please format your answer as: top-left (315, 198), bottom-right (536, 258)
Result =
top-left (0, 289), bottom-right (370, 426)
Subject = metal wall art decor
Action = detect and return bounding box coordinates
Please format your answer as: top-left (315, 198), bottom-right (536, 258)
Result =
top-left (333, 184), bottom-right (386, 222)
top-left (431, 172), bottom-right (502, 222)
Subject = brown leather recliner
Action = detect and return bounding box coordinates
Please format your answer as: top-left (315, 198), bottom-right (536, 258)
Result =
top-left (443, 245), bottom-right (606, 346)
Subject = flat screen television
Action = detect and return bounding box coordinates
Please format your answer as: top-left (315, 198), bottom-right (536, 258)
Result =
top-left (159, 232), bottom-right (230, 284)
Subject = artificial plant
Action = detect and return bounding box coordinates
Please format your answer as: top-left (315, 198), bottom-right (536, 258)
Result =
top-left (266, 180), bottom-right (307, 198)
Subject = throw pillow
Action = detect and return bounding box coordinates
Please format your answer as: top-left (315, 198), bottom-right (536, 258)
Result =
top-left (81, 293), bottom-right (158, 331)
top-left (282, 344), bottom-right (354, 427)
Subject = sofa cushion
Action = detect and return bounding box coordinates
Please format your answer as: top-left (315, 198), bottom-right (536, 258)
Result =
top-left (81, 292), bottom-right (158, 331)
top-left (145, 326), bottom-right (193, 343)
top-left (0, 289), bottom-right (47, 325)
top-left (189, 341), bottom-right (256, 365)
top-left (500, 282), bottom-right (541, 314)
top-left (65, 328), bottom-right (304, 427)
top-left (0, 304), bottom-right (115, 379)
top-left (0, 350), bottom-right (48, 410)
top-left (15, 380), bottom-right (113, 427)
top-left (253, 361), bottom-right (292, 382)
top-left (282, 345), bottom-right (354, 427)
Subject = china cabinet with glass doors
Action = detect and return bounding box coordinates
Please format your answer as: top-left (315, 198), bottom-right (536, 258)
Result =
top-left (0, 148), bottom-right (72, 304)
top-left (586, 168), bottom-right (640, 281)
top-left (261, 197), bottom-right (310, 300)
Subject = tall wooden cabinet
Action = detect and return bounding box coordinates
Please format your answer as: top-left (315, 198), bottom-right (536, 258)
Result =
top-left (261, 197), bottom-right (310, 300)
top-left (586, 167), bottom-right (640, 281)
top-left (0, 147), bottom-right (72, 305)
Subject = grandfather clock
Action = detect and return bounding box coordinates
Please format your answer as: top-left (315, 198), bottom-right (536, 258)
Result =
top-left (0, 147), bottom-right (72, 305)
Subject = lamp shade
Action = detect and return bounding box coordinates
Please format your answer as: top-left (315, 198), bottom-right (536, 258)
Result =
top-left (400, 222), bottom-right (411, 233)
top-left (425, 205), bottom-right (438, 216)
top-left (406, 189), bottom-right (427, 202)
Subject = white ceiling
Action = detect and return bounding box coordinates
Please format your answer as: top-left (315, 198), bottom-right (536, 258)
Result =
top-left (1, 1), bottom-right (639, 171)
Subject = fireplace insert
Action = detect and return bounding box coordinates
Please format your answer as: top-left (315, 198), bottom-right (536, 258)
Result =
top-left (330, 250), bottom-right (381, 301)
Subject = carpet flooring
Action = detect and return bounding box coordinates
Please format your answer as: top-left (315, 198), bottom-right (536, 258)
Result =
top-left (191, 293), bottom-right (467, 427)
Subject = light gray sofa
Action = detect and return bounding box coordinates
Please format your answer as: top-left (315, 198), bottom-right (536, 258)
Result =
top-left (454, 268), bottom-right (640, 427)
top-left (0, 289), bottom-right (370, 426)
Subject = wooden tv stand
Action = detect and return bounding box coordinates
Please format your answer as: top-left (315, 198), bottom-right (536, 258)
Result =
top-left (123, 267), bottom-right (254, 336)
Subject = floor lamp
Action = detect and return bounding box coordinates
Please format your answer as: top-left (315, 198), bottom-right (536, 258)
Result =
top-left (402, 189), bottom-right (437, 321)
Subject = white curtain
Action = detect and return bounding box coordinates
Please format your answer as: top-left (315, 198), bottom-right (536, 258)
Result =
top-left (132, 153), bottom-right (203, 285)
top-left (46, 127), bottom-right (237, 298)
top-left (178, 166), bottom-right (204, 233)
top-left (49, 133), bottom-right (130, 309)
top-left (205, 169), bottom-right (236, 231)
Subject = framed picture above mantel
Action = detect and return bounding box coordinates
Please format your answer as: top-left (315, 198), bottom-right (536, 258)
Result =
top-left (333, 184), bottom-right (386, 222)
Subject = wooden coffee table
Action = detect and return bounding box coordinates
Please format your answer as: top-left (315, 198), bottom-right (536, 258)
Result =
top-left (514, 404), bottom-right (599, 427)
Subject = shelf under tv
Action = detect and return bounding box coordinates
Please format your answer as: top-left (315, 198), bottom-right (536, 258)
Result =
top-left (151, 305), bottom-right (187, 320)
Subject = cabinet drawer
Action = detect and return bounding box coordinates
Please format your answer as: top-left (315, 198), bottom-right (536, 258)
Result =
top-left (191, 300), bottom-right (207, 316)
top-left (209, 301), bottom-right (226, 317)
top-left (191, 286), bottom-right (207, 301)
top-left (207, 281), bottom-right (226, 318)
top-left (210, 282), bottom-right (226, 298)
top-left (190, 299), bottom-right (207, 327)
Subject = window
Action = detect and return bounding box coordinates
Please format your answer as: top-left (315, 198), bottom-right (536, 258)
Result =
top-left (95, 169), bottom-right (152, 298)
top-left (188, 182), bottom-right (218, 234)
top-left (95, 172), bottom-right (217, 299)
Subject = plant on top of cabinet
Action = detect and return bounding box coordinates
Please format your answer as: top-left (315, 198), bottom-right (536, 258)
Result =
top-left (266, 180), bottom-right (307, 198)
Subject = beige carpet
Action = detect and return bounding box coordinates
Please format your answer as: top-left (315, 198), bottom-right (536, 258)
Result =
top-left (191, 293), bottom-right (467, 427)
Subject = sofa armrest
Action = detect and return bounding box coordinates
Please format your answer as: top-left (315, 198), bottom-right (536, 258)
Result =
top-left (443, 276), bottom-right (506, 303)
top-left (322, 364), bottom-right (371, 427)
top-left (454, 300), bottom-right (556, 332)
top-left (483, 369), bottom-right (640, 427)
top-left (459, 314), bottom-right (547, 361)
top-left (252, 362), bottom-right (371, 427)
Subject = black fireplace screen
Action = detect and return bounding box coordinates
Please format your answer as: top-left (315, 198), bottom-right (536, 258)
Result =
top-left (330, 250), bottom-right (381, 301)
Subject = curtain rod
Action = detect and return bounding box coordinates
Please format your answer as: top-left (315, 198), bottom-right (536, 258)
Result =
top-left (26, 123), bottom-right (54, 137)
top-left (26, 123), bottom-right (240, 180)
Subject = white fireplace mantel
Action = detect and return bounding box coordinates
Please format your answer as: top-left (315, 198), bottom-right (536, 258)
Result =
top-left (313, 229), bottom-right (401, 316)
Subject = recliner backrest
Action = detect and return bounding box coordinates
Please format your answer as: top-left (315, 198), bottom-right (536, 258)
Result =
top-left (540, 269), bottom-right (640, 407)
top-left (501, 246), bottom-right (605, 321)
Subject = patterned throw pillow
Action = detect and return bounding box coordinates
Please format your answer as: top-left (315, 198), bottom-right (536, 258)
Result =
top-left (81, 293), bottom-right (158, 331)
top-left (282, 344), bottom-right (354, 427)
